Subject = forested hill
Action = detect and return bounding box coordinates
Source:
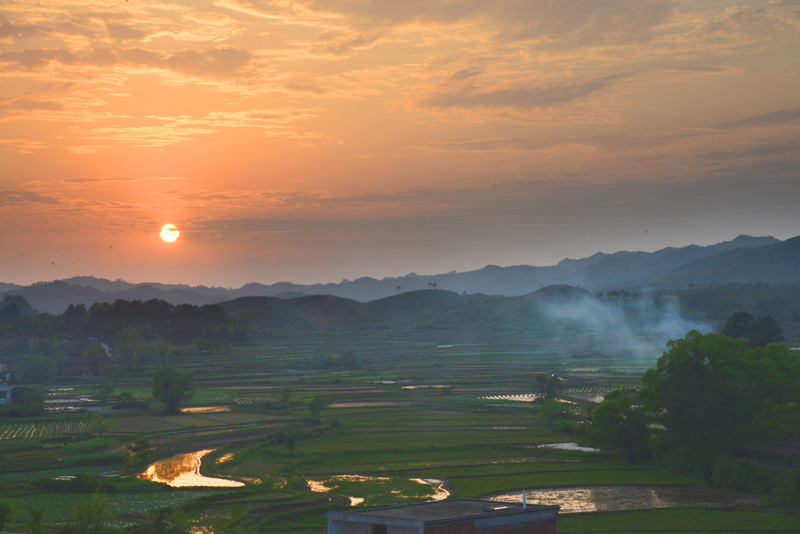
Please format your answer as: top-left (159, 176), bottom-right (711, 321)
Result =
top-left (1, 234), bottom-right (794, 314)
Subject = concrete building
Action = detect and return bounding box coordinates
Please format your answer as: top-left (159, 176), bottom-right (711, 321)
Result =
top-left (0, 379), bottom-right (11, 405)
top-left (327, 499), bottom-right (559, 534)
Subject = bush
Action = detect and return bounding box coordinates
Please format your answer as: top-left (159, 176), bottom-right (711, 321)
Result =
top-left (710, 455), bottom-right (777, 493)
top-left (0, 498), bottom-right (12, 531)
top-left (62, 452), bottom-right (125, 467)
top-left (64, 437), bottom-right (118, 455)
top-left (34, 473), bottom-right (103, 493)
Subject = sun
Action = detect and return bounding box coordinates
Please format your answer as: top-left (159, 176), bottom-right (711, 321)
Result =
top-left (160, 224), bottom-right (180, 242)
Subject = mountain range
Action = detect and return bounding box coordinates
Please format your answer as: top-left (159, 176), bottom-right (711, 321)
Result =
top-left (2, 234), bottom-right (797, 315)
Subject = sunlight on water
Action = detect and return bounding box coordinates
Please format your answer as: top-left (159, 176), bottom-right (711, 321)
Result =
top-left (306, 475), bottom-right (450, 506)
top-left (181, 406), bottom-right (230, 413)
top-left (411, 478), bottom-right (450, 500)
top-left (490, 486), bottom-right (760, 513)
top-left (139, 449), bottom-right (244, 487)
top-left (538, 442), bottom-right (601, 453)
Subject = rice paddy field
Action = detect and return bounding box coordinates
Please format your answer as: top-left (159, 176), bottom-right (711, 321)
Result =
top-left (2, 331), bottom-right (799, 532)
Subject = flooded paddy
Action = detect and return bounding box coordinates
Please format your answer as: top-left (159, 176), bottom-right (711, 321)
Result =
top-left (306, 474), bottom-right (450, 506)
top-left (328, 401), bottom-right (411, 408)
top-left (139, 450), bottom-right (244, 488)
top-left (489, 485), bottom-right (760, 513)
top-left (481, 394), bottom-right (540, 402)
top-left (182, 406), bottom-right (231, 413)
top-left (538, 442), bottom-right (601, 453)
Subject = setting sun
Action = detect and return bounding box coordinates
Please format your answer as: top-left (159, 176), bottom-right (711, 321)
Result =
top-left (160, 224), bottom-right (179, 243)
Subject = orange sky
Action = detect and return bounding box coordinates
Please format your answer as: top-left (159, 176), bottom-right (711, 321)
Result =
top-left (1, 0), bottom-right (799, 286)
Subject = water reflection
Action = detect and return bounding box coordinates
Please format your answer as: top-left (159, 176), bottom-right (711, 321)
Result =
top-left (182, 406), bottom-right (230, 413)
top-left (306, 475), bottom-right (450, 506)
top-left (538, 443), bottom-right (601, 453)
top-left (411, 478), bottom-right (449, 500)
top-left (139, 450), bottom-right (244, 487)
top-left (490, 485), bottom-right (760, 513)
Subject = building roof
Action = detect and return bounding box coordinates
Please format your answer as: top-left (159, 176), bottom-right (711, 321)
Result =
top-left (329, 499), bottom-right (558, 526)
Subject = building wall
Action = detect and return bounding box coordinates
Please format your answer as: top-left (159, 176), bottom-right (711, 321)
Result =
top-left (0, 386), bottom-right (11, 405)
top-left (425, 517), bottom-right (557, 534)
top-left (329, 520), bottom-right (420, 534)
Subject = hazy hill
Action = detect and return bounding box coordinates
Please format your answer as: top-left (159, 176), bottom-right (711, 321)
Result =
top-left (1, 234), bottom-right (794, 314)
top-left (563, 234), bottom-right (781, 290)
top-left (662, 235), bottom-right (800, 287)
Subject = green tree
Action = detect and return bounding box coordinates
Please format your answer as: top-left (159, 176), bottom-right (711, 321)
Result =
top-left (26, 505), bottom-right (48, 534)
top-left (534, 373), bottom-right (561, 402)
top-left (113, 327), bottom-right (145, 371)
top-left (721, 311), bottom-right (784, 348)
top-left (341, 350), bottom-right (362, 369)
top-left (73, 494), bottom-right (112, 534)
top-left (642, 332), bottom-right (754, 454)
top-left (309, 395), bottom-right (327, 421)
top-left (90, 383), bottom-right (115, 403)
top-left (62, 303), bottom-right (88, 336)
top-left (722, 310), bottom-right (754, 339)
top-left (749, 314), bottom-right (784, 347)
top-left (88, 415), bottom-right (110, 437)
top-left (152, 366), bottom-right (194, 414)
top-left (589, 390), bottom-right (649, 462)
top-left (281, 387), bottom-right (292, 408)
top-left (0, 498), bottom-right (12, 531)
top-left (286, 431), bottom-right (298, 456)
top-left (151, 337), bottom-right (173, 367)
top-left (1, 387), bottom-right (46, 417)
top-left (126, 437), bottom-right (155, 467)
top-left (641, 331), bottom-right (800, 474)
top-left (16, 353), bottom-right (57, 384)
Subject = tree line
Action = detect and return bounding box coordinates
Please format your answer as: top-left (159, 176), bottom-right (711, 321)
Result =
top-left (589, 311), bottom-right (799, 501)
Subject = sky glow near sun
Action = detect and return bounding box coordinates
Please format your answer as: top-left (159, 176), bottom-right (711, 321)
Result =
top-left (0, 0), bottom-right (799, 286)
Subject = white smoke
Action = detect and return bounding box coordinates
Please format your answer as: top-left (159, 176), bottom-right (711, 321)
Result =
top-left (537, 291), bottom-right (711, 360)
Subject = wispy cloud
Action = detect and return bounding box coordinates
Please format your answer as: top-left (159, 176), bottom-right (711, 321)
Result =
top-left (61, 176), bottom-right (187, 185)
top-left (419, 73), bottom-right (632, 110)
top-left (0, 45), bottom-right (253, 77)
top-left (0, 190), bottom-right (58, 206)
top-left (714, 107), bottom-right (800, 130)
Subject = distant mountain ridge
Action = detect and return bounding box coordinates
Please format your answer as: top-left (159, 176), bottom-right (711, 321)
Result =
top-left (1, 234), bottom-right (793, 314)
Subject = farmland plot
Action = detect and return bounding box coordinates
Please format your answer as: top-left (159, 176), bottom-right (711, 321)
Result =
top-left (0, 420), bottom-right (88, 440)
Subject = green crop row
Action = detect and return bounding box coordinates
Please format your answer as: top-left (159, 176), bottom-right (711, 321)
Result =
top-left (0, 420), bottom-right (88, 440)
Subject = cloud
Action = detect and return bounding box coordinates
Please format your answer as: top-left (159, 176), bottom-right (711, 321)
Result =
top-left (714, 107), bottom-right (800, 130)
top-left (700, 143), bottom-right (800, 160)
top-left (0, 138), bottom-right (48, 152)
top-left (419, 73), bottom-right (631, 110)
top-left (0, 45), bottom-right (253, 77)
top-left (73, 107), bottom-right (318, 148)
top-left (0, 190), bottom-right (58, 206)
top-left (164, 46), bottom-right (252, 76)
top-left (416, 137), bottom-right (539, 152)
top-left (61, 176), bottom-right (186, 185)
top-left (106, 23), bottom-right (149, 42)
top-left (1, 98), bottom-right (63, 111)
top-left (229, 0), bottom-right (672, 47)
top-left (0, 16), bottom-right (42, 40)
top-left (449, 68), bottom-right (482, 81)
